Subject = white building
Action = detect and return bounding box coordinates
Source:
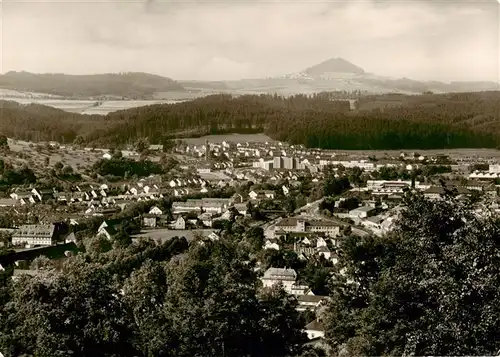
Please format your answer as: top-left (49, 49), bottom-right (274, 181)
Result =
top-left (274, 218), bottom-right (340, 237)
top-left (261, 267), bottom-right (297, 292)
top-left (489, 164), bottom-right (500, 174)
top-left (349, 206), bottom-right (377, 219)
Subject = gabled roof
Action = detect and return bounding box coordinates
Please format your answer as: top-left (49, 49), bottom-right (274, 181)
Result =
top-left (305, 320), bottom-right (325, 332)
top-left (297, 295), bottom-right (328, 304)
top-left (263, 267), bottom-right (297, 280)
top-left (13, 224), bottom-right (56, 238)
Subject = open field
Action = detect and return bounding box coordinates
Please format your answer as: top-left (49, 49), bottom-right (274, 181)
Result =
top-left (132, 229), bottom-right (216, 243)
top-left (328, 148), bottom-right (500, 159)
top-left (6, 98), bottom-right (186, 115)
top-left (6, 139), bottom-right (104, 171)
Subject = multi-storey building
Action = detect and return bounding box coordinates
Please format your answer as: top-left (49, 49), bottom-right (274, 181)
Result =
top-left (274, 218), bottom-right (340, 237)
top-left (12, 223), bottom-right (66, 247)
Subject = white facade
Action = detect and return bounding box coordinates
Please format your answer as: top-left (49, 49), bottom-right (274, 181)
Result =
top-left (489, 165), bottom-right (500, 174)
top-left (261, 267), bottom-right (297, 292)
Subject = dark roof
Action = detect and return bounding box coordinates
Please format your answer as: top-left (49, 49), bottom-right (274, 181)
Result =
top-left (103, 218), bottom-right (125, 228)
top-left (13, 224), bottom-right (56, 238)
top-left (276, 217), bottom-right (299, 227)
top-left (297, 295), bottom-right (328, 304)
top-left (308, 220), bottom-right (338, 227)
top-left (0, 242), bottom-right (79, 268)
top-left (305, 320), bottom-right (325, 332)
top-left (425, 186), bottom-right (470, 195)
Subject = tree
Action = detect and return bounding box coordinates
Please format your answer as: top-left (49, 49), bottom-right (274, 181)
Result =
top-left (85, 234), bottom-right (113, 255)
top-left (245, 226), bottom-right (265, 253)
top-left (258, 286), bottom-right (308, 356)
top-left (122, 259), bottom-right (172, 356)
top-left (285, 197), bottom-right (297, 214)
top-left (0, 135), bottom-right (8, 150)
top-left (73, 135), bottom-right (85, 147)
top-left (54, 161), bottom-right (64, 171)
top-left (29, 255), bottom-right (54, 270)
top-left (323, 174), bottom-right (351, 197)
top-left (62, 165), bottom-right (74, 175)
top-left (163, 239), bottom-right (307, 357)
top-left (324, 191), bottom-right (500, 356)
top-left (338, 197), bottom-right (360, 211)
top-left (134, 138), bottom-right (149, 154)
top-left (1, 260), bottom-right (138, 357)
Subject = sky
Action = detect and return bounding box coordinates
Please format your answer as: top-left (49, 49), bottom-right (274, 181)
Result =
top-left (0, 0), bottom-right (499, 82)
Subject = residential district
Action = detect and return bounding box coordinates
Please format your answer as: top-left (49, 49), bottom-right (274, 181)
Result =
top-left (1, 137), bottom-right (499, 351)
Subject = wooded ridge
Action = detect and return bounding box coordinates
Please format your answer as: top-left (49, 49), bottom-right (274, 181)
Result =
top-left (1, 91), bottom-right (499, 150)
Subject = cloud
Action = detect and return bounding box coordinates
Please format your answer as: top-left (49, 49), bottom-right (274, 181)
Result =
top-left (1, 0), bottom-right (498, 81)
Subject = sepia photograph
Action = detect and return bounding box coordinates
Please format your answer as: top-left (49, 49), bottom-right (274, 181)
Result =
top-left (0, 0), bottom-right (499, 355)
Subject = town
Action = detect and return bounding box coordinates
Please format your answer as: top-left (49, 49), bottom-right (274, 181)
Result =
top-left (1, 134), bottom-right (500, 352)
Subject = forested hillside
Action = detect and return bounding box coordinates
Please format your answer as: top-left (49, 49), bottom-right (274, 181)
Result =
top-left (0, 71), bottom-right (185, 99)
top-left (1, 91), bottom-right (499, 150)
top-left (0, 101), bottom-right (115, 143)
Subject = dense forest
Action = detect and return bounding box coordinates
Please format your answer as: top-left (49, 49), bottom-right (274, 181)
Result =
top-left (0, 72), bottom-right (185, 99)
top-left (1, 91), bottom-right (500, 150)
top-left (0, 100), bottom-right (114, 143)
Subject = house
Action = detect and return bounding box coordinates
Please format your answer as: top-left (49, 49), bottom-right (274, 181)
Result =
top-left (172, 198), bottom-right (231, 215)
top-left (10, 191), bottom-right (37, 205)
top-left (261, 267), bottom-right (297, 292)
top-left (316, 237), bottom-right (327, 248)
top-left (317, 246), bottom-right (333, 261)
top-left (11, 223), bottom-right (67, 247)
top-left (173, 216), bottom-right (186, 230)
top-left (349, 206), bottom-right (377, 219)
top-left (293, 242), bottom-right (316, 256)
top-left (424, 185), bottom-right (471, 200)
top-left (197, 164), bottom-right (212, 174)
top-left (208, 232), bottom-right (220, 241)
top-left (274, 218), bottom-right (340, 237)
top-left (149, 206), bottom-right (163, 216)
top-left (366, 180), bottom-right (414, 195)
top-left (231, 193), bottom-right (244, 204)
top-left (31, 188), bottom-right (54, 202)
top-left (305, 319), bottom-right (325, 340)
top-left (97, 219), bottom-right (125, 240)
top-left (249, 190), bottom-right (276, 201)
top-left (263, 190), bottom-right (276, 199)
top-left (143, 215), bottom-right (158, 228)
top-left (264, 240), bottom-right (280, 250)
top-left (233, 203), bottom-right (248, 216)
top-left (197, 212), bottom-right (213, 227)
top-left (65, 232), bottom-right (77, 243)
top-left (289, 283), bottom-right (310, 296)
top-left (148, 144), bottom-right (164, 151)
top-left (296, 295), bottom-right (328, 312)
top-left (362, 215), bottom-right (384, 232)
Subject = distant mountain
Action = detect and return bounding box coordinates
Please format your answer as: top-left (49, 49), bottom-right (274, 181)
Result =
top-left (180, 58), bottom-right (500, 96)
top-left (1, 59), bottom-right (499, 103)
top-left (303, 57), bottom-right (366, 76)
top-left (0, 71), bottom-right (185, 99)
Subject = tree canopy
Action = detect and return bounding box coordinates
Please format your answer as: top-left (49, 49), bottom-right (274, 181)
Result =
top-left (1, 91), bottom-right (499, 150)
top-left (324, 191), bottom-right (500, 356)
top-left (0, 237), bottom-right (308, 357)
